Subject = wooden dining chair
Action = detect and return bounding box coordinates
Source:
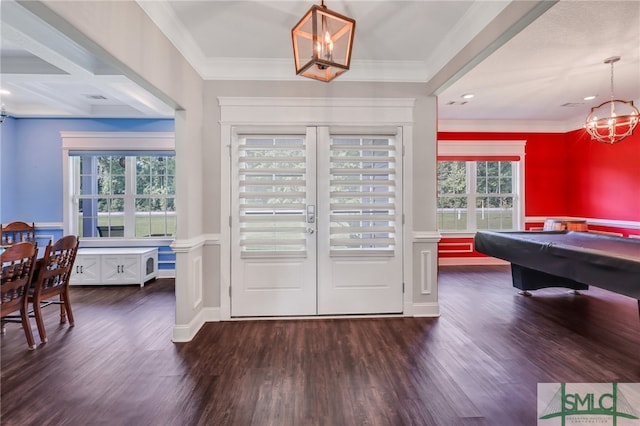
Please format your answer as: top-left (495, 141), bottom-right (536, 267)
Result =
top-left (1, 221), bottom-right (37, 246)
top-left (1, 242), bottom-right (38, 350)
top-left (29, 235), bottom-right (79, 343)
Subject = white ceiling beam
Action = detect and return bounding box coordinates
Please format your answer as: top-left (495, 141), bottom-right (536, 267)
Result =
top-left (425, 0), bottom-right (558, 96)
top-left (1, 1), bottom-right (98, 77)
top-left (2, 24), bottom-right (94, 78)
top-left (100, 76), bottom-right (175, 117)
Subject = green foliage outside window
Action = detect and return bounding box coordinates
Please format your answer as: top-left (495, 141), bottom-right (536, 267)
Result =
top-left (76, 154), bottom-right (175, 238)
top-left (437, 160), bottom-right (516, 231)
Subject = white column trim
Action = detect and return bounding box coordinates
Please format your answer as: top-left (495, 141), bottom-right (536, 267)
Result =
top-left (413, 231), bottom-right (442, 243)
top-left (172, 307), bottom-right (220, 343)
top-left (419, 250), bottom-right (434, 295)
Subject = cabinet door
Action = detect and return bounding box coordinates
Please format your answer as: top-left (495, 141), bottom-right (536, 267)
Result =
top-left (70, 255), bottom-right (101, 285)
top-left (102, 255), bottom-right (141, 284)
top-left (119, 255), bottom-right (141, 283)
top-left (102, 255), bottom-right (125, 284)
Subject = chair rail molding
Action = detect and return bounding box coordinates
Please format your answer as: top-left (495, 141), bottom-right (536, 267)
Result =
top-left (412, 231), bottom-right (442, 243)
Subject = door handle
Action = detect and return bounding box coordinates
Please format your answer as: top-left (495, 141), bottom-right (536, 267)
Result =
top-left (306, 227), bottom-right (315, 234)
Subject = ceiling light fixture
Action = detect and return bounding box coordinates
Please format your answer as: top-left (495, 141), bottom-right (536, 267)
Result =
top-left (585, 56), bottom-right (639, 144)
top-left (291, 0), bottom-right (355, 82)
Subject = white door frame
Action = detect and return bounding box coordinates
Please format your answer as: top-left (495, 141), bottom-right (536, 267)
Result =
top-left (219, 97), bottom-right (415, 320)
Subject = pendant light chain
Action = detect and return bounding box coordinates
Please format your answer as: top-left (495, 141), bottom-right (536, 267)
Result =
top-left (609, 60), bottom-right (614, 102)
top-left (609, 59), bottom-right (615, 116)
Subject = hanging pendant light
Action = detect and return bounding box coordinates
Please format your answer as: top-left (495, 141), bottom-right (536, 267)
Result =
top-left (291, 0), bottom-right (355, 82)
top-left (585, 56), bottom-right (639, 144)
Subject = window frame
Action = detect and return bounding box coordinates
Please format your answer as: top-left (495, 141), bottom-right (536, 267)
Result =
top-left (437, 140), bottom-right (526, 234)
top-left (61, 132), bottom-right (175, 247)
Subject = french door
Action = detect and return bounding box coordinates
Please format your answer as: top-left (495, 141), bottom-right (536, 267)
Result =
top-left (230, 126), bottom-right (403, 317)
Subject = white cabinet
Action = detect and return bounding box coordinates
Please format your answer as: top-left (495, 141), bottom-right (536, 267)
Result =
top-left (70, 248), bottom-right (158, 287)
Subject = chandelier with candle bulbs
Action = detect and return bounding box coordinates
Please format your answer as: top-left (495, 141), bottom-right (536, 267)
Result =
top-left (585, 56), bottom-right (639, 144)
top-left (291, 0), bottom-right (355, 82)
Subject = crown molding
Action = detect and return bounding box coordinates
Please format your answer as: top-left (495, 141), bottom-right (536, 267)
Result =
top-left (200, 58), bottom-right (429, 82)
top-left (136, 1), bottom-right (431, 83)
top-left (136, 0), bottom-right (207, 72)
top-left (438, 118), bottom-right (586, 133)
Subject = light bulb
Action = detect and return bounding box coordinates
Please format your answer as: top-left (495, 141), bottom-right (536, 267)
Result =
top-left (325, 32), bottom-right (333, 52)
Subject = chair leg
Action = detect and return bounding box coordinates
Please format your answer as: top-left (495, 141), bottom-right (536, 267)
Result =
top-left (32, 300), bottom-right (48, 343)
top-left (59, 295), bottom-right (67, 324)
top-left (20, 308), bottom-right (36, 350)
top-left (62, 289), bottom-right (75, 327)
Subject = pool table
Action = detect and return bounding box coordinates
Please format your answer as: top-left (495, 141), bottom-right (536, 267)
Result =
top-left (474, 231), bottom-right (640, 316)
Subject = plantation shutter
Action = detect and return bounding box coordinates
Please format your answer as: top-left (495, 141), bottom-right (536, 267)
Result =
top-left (329, 136), bottom-right (397, 256)
top-left (238, 136), bottom-right (308, 258)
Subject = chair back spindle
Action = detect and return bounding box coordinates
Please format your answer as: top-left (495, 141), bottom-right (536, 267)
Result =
top-left (1, 222), bottom-right (37, 246)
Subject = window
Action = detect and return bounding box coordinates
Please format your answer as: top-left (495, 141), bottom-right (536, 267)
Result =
top-left (70, 154), bottom-right (175, 238)
top-left (438, 160), bottom-right (515, 231)
top-left (437, 140), bottom-right (525, 232)
top-left (61, 132), bottom-right (175, 240)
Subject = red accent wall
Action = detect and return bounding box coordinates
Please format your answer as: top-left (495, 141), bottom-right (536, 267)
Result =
top-left (437, 129), bottom-right (640, 258)
top-left (438, 132), bottom-right (573, 216)
top-left (567, 129), bottom-right (640, 222)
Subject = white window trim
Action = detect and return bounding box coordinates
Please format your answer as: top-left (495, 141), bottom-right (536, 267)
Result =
top-left (437, 140), bottom-right (526, 233)
top-left (61, 131), bottom-right (175, 247)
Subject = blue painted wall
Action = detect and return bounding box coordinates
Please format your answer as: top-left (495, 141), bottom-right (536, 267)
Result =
top-left (1, 117), bottom-right (174, 222)
top-left (1, 117), bottom-right (176, 272)
top-left (0, 117), bottom-right (19, 219)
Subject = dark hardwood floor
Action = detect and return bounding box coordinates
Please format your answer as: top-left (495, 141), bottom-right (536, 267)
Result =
top-left (2, 266), bottom-right (639, 425)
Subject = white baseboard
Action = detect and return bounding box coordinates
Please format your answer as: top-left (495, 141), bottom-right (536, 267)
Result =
top-left (439, 257), bottom-right (509, 266)
top-left (203, 307), bottom-right (221, 322)
top-left (409, 302), bottom-right (441, 317)
top-left (158, 269), bottom-right (176, 279)
top-left (172, 307), bottom-right (220, 342)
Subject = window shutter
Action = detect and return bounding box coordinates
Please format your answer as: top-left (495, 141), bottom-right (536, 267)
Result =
top-left (238, 137), bottom-right (308, 258)
top-left (329, 137), bottom-right (397, 256)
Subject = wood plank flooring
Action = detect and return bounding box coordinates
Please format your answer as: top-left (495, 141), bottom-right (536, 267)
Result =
top-left (2, 266), bottom-right (639, 425)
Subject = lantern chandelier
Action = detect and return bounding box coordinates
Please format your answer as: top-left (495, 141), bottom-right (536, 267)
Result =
top-left (291, 0), bottom-right (355, 82)
top-left (585, 56), bottom-right (639, 144)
